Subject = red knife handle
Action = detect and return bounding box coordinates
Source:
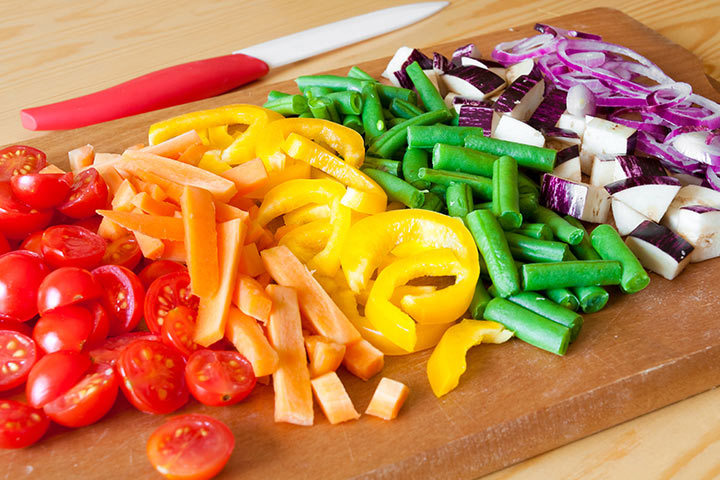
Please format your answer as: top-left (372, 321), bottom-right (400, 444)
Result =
top-left (20, 54), bottom-right (269, 131)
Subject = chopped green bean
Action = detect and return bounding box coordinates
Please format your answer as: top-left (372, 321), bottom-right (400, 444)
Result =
top-left (303, 86), bottom-right (333, 98)
top-left (505, 232), bottom-right (570, 263)
top-left (298, 111), bottom-right (313, 118)
top-left (545, 288), bottom-right (580, 311)
top-left (417, 168), bottom-right (493, 200)
top-left (519, 193), bottom-right (539, 217)
top-left (362, 168), bottom-right (424, 208)
top-left (376, 84), bottom-right (417, 106)
top-left (420, 191), bottom-right (444, 211)
top-left (368, 109), bottom-right (452, 159)
top-left (431, 143), bottom-right (496, 177)
top-left (530, 206), bottom-right (584, 245)
top-left (347, 66), bottom-right (375, 81)
top-left (361, 82), bottom-right (386, 141)
top-left (408, 125), bottom-right (485, 149)
top-left (267, 90), bottom-right (290, 102)
top-left (464, 134), bottom-right (557, 173)
top-left (263, 95), bottom-right (309, 116)
top-left (446, 182), bottom-right (474, 218)
top-left (518, 172), bottom-right (540, 195)
top-left (563, 216), bottom-right (601, 260)
top-left (363, 156), bottom-right (400, 176)
top-left (590, 224), bottom-right (650, 294)
top-left (573, 285), bottom-right (610, 313)
top-left (516, 223), bottom-right (552, 240)
top-left (389, 98), bottom-right (425, 119)
top-left (325, 91), bottom-right (363, 115)
top-left (342, 114), bottom-right (364, 134)
top-left (492, 155), bottom-right (522, 230)
top-left (309, 97), bottom-right (339, 123)
top-left (387, 117), bottom-right (405, 127)
top-left (469, 281), bottom-right (492, 319)
top-left (295, 74), bottom-right (366, 93)
top-left (429, 183), bottom-right (447, 197)
top-left (503, 292), bottom-right (583, 342)
top-left (405, 61), bottom-right (448, 113)
top-left (522, 260), bottom-right (623, 291)
top-left (402, 148), bottom-right (430, 189)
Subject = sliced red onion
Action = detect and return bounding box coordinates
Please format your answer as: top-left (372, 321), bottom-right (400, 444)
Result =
top-left (636, 132), bottom-right (706, 176)
top-left (647, 82), bottom-right (692, 108)
top-left (534, 23), bottom-right (603, 41)
top-left (657, 94), bottom-right (720, 129)
top-left (567, 51), bottom-right (606, 68)
top-left (607, 108), bottom-right (669, 140)
top-left (492, 33), bottom-right (558, 65)
top-left (567, 84), bottom-right (596, 116)
top-left (706, 165), bottom-right (720, 192)
top-left (666, 127), bottom-right (720, 166)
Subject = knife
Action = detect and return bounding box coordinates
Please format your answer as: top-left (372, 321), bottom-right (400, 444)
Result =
top-left (20, 2), bottom-right (448, 131)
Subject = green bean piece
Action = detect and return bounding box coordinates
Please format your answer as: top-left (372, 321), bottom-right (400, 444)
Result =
top-left (518, 171), bottom-right (540, 195)
top-left (389, 98), bottom-right (425, 119)
top-left (417, 168), bottom-right (493, 201)
top-left (362, 168), bottom-right (424, 208)
top-left (298, 111), bottom-right (313, 118)
top-left (505, 232), bottom-right (570, 263)
top-left (431, 143), bottom-right (496, 177)
top-left (361, 83), bottom-right (386, 141)
top-left (419, 191), bottom-right (444, 212)
top-left (387, 117), bottom-right (405, 128)
top-left (516, 223), bottom-right (552, 240)
top-left (429, 183), bottom-right (447, 197)
top-left (324, 91), bottom-right (363, 115)
top-left (545, 288), bottom-right (580, 311)
top-left (464, 133), bottom-right (557, 173)
top-left (347, 66), bottom-right (375, 81)
top-left (263, 95), bottom-right (309, 116)
top-left (465, 209), bottom-right (520, 298)
top-left (405, 61), bottom-right (449, 113)
top-left (408, 125), bottom-right (485, 149)
top-left (446, 182), bottom-right (474, 218)
top-left (401, 148), bottom-right (429, 189)
top-left (530, 206), bottom-right (584, 245)
top-left (303, 86), bottom-right (333, 98)
top-left (492, 155), bottom-right (522, 230)
top-left (484, 298), bottom-right (570, 355)
top-left (308, 97), bottom-right (331, 120)
top-left (469, 281), bottom-right (492, 319)
top-left (573, 285), bottom-right (609, 313)
top-left (521, 260), bottom-right (623, 291)
top-left (363, 156), bottom-right (400, 176)
top-left (342, 114), bottom-right (364, 135)
top-left (382, 108), bottom-right (395, 121)
top-left (267, 90), bottom-right (291, 102)
top-left (376, 84), bottom-right (417, 107)
top-left (368, 109), bottom-right (453, 159)
top-left (504, 292), bottom-right (583, 342)
top-left (590, 224), bottom-right (650, 294)
top-left (295, 74), bottom-right (366, 93)
top-left (563, 216), bottom-right (601, 260)
top-left (519, 193), bottom-right (539, 217)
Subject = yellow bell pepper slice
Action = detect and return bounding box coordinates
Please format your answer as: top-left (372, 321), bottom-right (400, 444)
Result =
top-left (256, 178), bottom-right (345, 227)
top-left (279, 219), bottom-right (332, 264)
top-left (207, 125), bottom-right (235, 149)
top-left (196, 150), bottom-right (231, 175)
top-left (308, 198), bottom-right (352, 277)
top-left (426, 319), bottom-right (512, 397)
top-left (246, 161), bottom-right (311, 200)
top-left (283, 203), bottom-right (332, 226)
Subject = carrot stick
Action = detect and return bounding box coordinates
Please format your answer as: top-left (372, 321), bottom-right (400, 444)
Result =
top-left (365, 377), bottom-right (410, 420)
top-left (131, 192), bottom-right (176, 217)
top-left (305, 336), bottom-right (345, 378)
top-left (215, 202), bottom-right (250, 223)
top-left (97, 210), bottom-right (184, 241)
top-left (122, 169), bottom-right (185, 204)
top-left (225, 306), bottom-right (279, 377)
top-left (97, 217), bottom-right (128, 241)
top-left (233, 274), bottom-right (272, 324)
top-left (134, 231), bottom-right (165, 259)
top-left (180, 186), bottom-right (219, 298)
top-left (237, 243), bottom-right (265, 277)
top-left (68, 144), bottom-right (94, 173)
top-left (221, 158), bottom-right (269, 197)
top-left (160, 241), bottom-right (186, 263)
top-left (343, 339), bottom-right (384, 381)
top-left (111, 179), bottom-right (138, 212)
top-left (177, 142), bottom-right (208, 165)
top-left (140, 130), bottom-right (203, 159)
top-left (93, 163), bottom-right (124, 196)
top-left (310, 372), bottom-right (360, 424)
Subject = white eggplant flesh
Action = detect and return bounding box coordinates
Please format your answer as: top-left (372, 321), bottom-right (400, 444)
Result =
top-left (382, 46), bottom-right (414, 84)
top-left (492, 115), bottom-right (545, 147)
top-left (612, 198), bottom-right (650, 236)
top-left (553, 156), bottom-right (582, 183)
top-left (541, 174), bottom-right (611, 223)
top-left (589, 156), bottom-right (618, 186)
top-left (459, 57), bottom-right (507, 81)
top-left (556, 113), bottom-right (586, 138)
top-left (625, 222), bottom-right (693, 280)
top-left (605, 176), bottom-right (681, 222)
top-left (580, 116), bottom-right (637, 175)
top-left (423, 69), bottom-right (443, 95)
top-left (505, 58), bottom-right (535, 84)
top-left (493, 77), bottom-right (545, 122)
top-left (674, 206), bottom-right (720, 262)
top-left (661, 185), bottom-right (720, 232)
top-left (613, 155), bottom-right (667, 181)
top-left (441, 66), bottom-right (506, 100)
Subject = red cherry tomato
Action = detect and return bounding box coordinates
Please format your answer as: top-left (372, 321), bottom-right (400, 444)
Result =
top-left (43, 363), bottom-right (119, 428)
top-left (0, 251), bottom-right (48, 321)
top-left (57, 168), bottom-right (108, 219)
top-left (0, 330), bottom-right (37, 392)
top-left (37, 267), bottom-right (101, 314)
top-left (144, 271), bottom-right (198, 334)
top-left (10, 172), bottom-right (73, 209)
top-left (84, 301), bottom-right (110, 349)
top-left (138, 260), bottom-right (186, 290)
top-left (26, 350), bottom-right (91, 408)
top-left (146, 414), bottom-right (234, 480)
top-left (0, 232), bottom-right (9, 256)
top-left (185, 350), bottom-right (256, 407)
top-left (41, 225), bottom-right (107, 269)
top-left (19, 230), bottom-right (44, 256)
top-left (160, 307), bottom-right (199, 358)
top-left (92, 265), bottom-right (145, 335)
top-left (72, 215), bottom-right (102, 233)
top-left (0, 145), bottom-right (47, 182)
top-left (102, 235), bottom-right (141, 270)
top-left (0, 183), bottom-right (53, 240)
top-left (33, 306), bottom-right (93, 354)
top-left (0, 399), bottom-right (50, 449)
top-left (88, 332), bottom-right (160, 366)
top-left (0, 316), bottom-right (32, 336)
top-left (116, 340), bottom-right (188, 414)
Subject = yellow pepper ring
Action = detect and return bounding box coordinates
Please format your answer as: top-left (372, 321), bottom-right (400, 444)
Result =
top-left (278, 219), bottom-right (332, 264)
top-left (255, 178), bottom-right (345, 227)
top-left (309, 198), bottom-right (352, 277)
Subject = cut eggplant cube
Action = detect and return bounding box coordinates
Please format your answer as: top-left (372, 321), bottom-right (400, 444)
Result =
top-left (423, 68), bottom-right (443, 95)
top-left (625, 220), bottom-right (694, 280)
top-left (505, 58), bottom-right (535, 84)
top-left (613, 155), bottom-right (667, 181)
top-left (491, 115), bottom-right (545, 147)
top-left (662, 185), bottom-right (720, 232)
top-left (452, 43), bottom-right (481, 62)
top-left (433, 52), bottom-right (452, 75)
top-left (528, 89), bottom-right (568, 130)
top-left (382, 46), bottom-right (432, 88)
top-left (675, 205), bottom-right (720, 263)
top-left (589, 156), bottom-right (618, 186)
top-left (441, 65), bottom-right (506, 100)
top-left (459, 56), bottom-right (507, 81)
top-left (580, 116), bottom-right (637, 175)
top-left (612, 198), bottom-right (650, 236)
top-left (458, 104), bottom-right (494, 133)
top-left (452, 97), bottom-right (493, 114)
top-left (604, 175), bottom-right (681, 222)
top-left (553, 156), bottom-right (582, 183)
top-left (493, 75), bottom-right (545, 122)
top-left (540, 174), bottom-right (611, 223)
top-left (542, 127), bottom-right (581, 147)
top-left (555, 112), bottom-right (586, 138)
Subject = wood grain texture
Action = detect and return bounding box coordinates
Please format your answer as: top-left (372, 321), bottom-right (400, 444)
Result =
top-left (2, 5), bottom-right (720, 480)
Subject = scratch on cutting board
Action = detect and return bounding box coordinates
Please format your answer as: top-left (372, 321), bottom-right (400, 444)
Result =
top-left (340, 427), bottom-right (356, 465)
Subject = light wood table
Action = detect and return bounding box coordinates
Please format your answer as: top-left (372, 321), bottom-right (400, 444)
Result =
top-left (2, 1), bottom-right (720, 478)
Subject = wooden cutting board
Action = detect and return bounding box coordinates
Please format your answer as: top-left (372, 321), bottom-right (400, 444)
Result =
top-left (3, 7), bottom-right (720, 480)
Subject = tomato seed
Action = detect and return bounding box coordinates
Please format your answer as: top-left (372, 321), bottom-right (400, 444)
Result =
top-left (6, 340), bottom-right (16, 350)
top-left (29, 413), bottom-right (41, 423)
top-left (7, 362), bottom-right (19, 372)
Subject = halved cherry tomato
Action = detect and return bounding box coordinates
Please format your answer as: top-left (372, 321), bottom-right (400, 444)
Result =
top-left (102, 235), bottom-right (141, 270)
top-left (57, 168), bottom-right (108, 219)
top-left (0, 316), bottom-right (32, 336)
top-left (0, 251), bottom-right (48, 321)
top-left (0, 145), bottom-right (47, 182)
top-left (138, 260), bottom-right (186, 290)
top-left (0, 183), bottom-right (53, 240)
top-left (0, 330), bottom-right (37, 392)
top-left (185, 350), bottom-right (256, 407)
top-left (84, 301), bottom-right (110, 349)
top-left (92, 265), bottom-right (145, 335)
top-left (37, 267), bottom-right (100, 314)
top-left (26, 350), bottom-right (91, 408)
top-left (160, 306), bottom-right (198, 359)
top-left (88, 332), bottom-right (160, 366)
top-left (147, 414), bottom-right (234, 480)
top-left (43, 363), bottom-right (119, 428)
top-left (10, 172), bottom-right (73, 209)
top-left (0, 399), bottom-right (50, 449)
top-left (144, 271), bottom-right (198, 334)
top-left (0, 232), bottom-right (9, 256)
top-left (116, 340), bottom-right (188, 414)
top-left (72, 215), bottom-right (102, 233)
top-left (41, 225), bottom-right (107, 270)
top-left (33, 306), bottom-right (93, 354)
top-left (19, 231), bottom-right (44, 256)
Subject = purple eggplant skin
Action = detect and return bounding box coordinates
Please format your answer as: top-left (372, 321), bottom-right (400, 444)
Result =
top-left (542, 126), bottom-right (580, 142)
top-left (444, 65), bottom-right (506, 95)
top-left (433, 52), bottom-right (453, 74)
top-left (458, 105), bottom-right (493, 132)
top-left (452, 43), bottom-right (480, 62)
top-left (629, 220), bottom-right (694, 263)
top-left (604, 175), bottom-right (681, 195)
top-left (681, 204), bottom-right (720, 213)
top-left (452, 97), bottom-right (493, 112)
top-left (393, 49), bottom-right (434, 89)
top-left (616, 155), bottom-right (667, 178)
top-left (527, 88), bottom-right (567, 129)
top-left (556, 145), bottom-right (580, 164)
top-left (494, 74), bottom-right (543, 114)
top-left (540, 174), bottom-right (585, 218)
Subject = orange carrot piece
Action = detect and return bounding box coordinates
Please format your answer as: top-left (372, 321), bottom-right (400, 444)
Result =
top-left (160, 241), bottom-right (187, 263)
top-left (365, 377), bottom-right (410, 420)
top-left (342, 339), bottom-right (384, 381)
top-left (93, 163), bottom-right (124, 196)
top-left (256, 229), bottom-right (275, 251)
top-left (111, 179), bottom-right (138, 212)
top-left (274, 224), bottom-right (296, 242)
top-left (305, 336), bottom-right (345, 378)
top-left (140, 130), bottom-right (202, 159)
top-left (260, 246), bottom-right (361, 345)
top-left (244, 221), bottom-right (265, 245)
top-left (194, 218), bottom-right (245, 346)
top-left (39, 164), bottom-right (66, 174)
top-left (229, 196), bottom-right (256, 211)
top-left (133, 179), bottom-right (168, 202)
top-left (68, 144), bottom-right (94, 174)
top-left (215, 202), bottom-right (250, 223)
top-left (310, 372), bottom-right (360, 425)
top-left (255, 272), bottom-right (271, 289)
top-left (265, 284), bottom-right (314, 426)
top-left (177, 142), bottom-right (208, 165)
top-left (131, 192), bottom-right (176, 217)
top-left (134, 231), bottom-right (165, 259)
top-left (97, 210), bottom-right (184, 241)
top-left (93, 153), bottom-right (121, 166)
top-left (120, 150), bottom-right (237, 202)
top-left (124, 143), bottom-right (145, 151)
top-left (237, 243), bottom-right (265, 277)
top-left (225, 307), bottom-right (279, 377)
top-left (180, 186), bottom-right (219, 298)
top-left (97, 217), bottom-right (128, 241)
top-left (221, 158), bottom-right (269, 197)
top-left (123, 169), bottom-right (184, 203)
top-left (233, 274), bottom-right (272, 324)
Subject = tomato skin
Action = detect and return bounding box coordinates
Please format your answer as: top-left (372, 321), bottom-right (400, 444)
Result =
top-left (84, 301), bottom-right (110, 349)
top-left (88, 332), bottom-right (160, 366)
top-left (0, 330), bottom-right (38, 392)
top-left (33, 305), bottom-right (93, 354)
top-left (26, 350), bottom-right (91, 408)
top-left (92, 265), bottom-right (145, 335)
top-left (37, 267), bottom-right (101, 315)
top-left (160, 307), bottom-right (199, 359)
top-left (146, 414), bottom-right (234, 480)
top-left (138, 260), bottom-right (186, 290)
top-left (10, 172), bottom-right (73, 209)
top-left (102, 235), bottom-right (141, 270)
top-left (43, 363), bottom-right (119, 428)
top-left (0, 145), bottom-right (47, 182)
top-left (0, 232), bottom-right (9, 256)
top-left (57, 168), bottom-right (108, 219)
top-left (144, 271), bottom-right (198, 334)
top-left (0, 183), bottom-right (53, 240)
top-left (0, 399), bottom-right (50, 449)
top-left (185, 350), bottom-right (256, 407)
top-left (72, 215), bottom-right (102, 233)
top-left (0, 316), bottom-right (32, 336)
top-left (0, 251), bottom-right (49, 322)
top-left (41, 225), bottom-right (107, 270)
top-left (116, 340), bottom-right (188, 414)
top-left (19, 230), bottom-right (44, 256)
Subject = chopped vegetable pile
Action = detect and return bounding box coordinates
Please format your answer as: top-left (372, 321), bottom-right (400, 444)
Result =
top-left (1, 22), bottom-right (719, 480)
